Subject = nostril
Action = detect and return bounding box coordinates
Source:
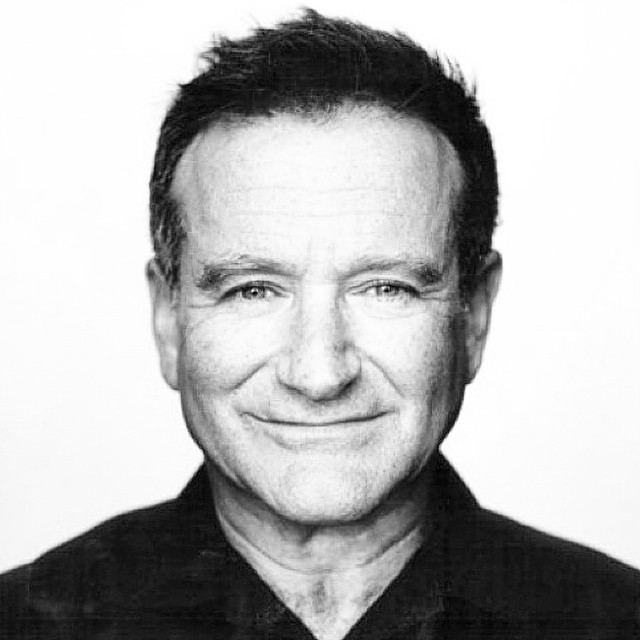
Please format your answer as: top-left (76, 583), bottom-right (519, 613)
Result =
top-left (276, 340), bottom-right (361, 400)
top-left (275, 294), bottom-right (360, 399)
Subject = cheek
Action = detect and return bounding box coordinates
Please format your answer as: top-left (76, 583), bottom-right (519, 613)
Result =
top-left (354, 310), bottom-right (458, 396)
top-left (178, 311), bottom-right (284, 393)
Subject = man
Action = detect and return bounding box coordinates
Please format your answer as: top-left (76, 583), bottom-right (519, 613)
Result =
top-left (1, 9), bottom-right (638, 639)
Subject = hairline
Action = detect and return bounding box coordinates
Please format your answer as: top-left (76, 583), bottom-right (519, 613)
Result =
top-left (168, 102), bottom-right (467, 290)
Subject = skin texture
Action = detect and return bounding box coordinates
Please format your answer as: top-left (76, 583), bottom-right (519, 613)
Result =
top-left (148, 106), bottom-right (501, 639)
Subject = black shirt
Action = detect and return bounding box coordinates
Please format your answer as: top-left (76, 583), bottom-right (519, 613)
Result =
top-left (2, 454), bottom-right (639, 639)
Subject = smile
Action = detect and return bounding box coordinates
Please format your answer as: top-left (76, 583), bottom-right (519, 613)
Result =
top-left (243, 413), bottom-right (387, 449)
top-left (247, 413), bottom-right (387, 427)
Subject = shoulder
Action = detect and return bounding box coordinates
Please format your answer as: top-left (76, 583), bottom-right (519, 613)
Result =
top-left (0, 466), bottom-right (234, 639)
top-left (444, 506), bottom-right (640, 633)
top-left (2, 495), bottom-right (180, 578)
top-left (0, 498), bottom-right (184, 638)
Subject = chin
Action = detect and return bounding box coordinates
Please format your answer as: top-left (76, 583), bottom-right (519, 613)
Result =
top-left (272, 495), bottom-right (380, 527)
top-left (263, 460), bottom-right (400, 526)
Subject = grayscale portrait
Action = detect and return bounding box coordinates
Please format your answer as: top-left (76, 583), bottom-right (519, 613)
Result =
top-left (1, 4), bottom-right (639, 639)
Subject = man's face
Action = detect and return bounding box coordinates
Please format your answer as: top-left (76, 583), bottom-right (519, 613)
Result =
top-left (151, 108), bottom-right (496, 524)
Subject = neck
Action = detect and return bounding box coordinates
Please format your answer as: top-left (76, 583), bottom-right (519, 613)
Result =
top-left (208, 465), bottom-right (434, 640)
top-left (210, 466), bottom-right (431, 572)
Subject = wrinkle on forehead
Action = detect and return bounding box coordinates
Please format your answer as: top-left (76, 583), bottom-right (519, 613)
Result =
top-left (172, 106), bottom-right (463, 249)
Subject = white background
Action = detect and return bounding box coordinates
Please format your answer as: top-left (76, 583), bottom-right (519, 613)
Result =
top-left (1, 0), bottom-right (638, 573)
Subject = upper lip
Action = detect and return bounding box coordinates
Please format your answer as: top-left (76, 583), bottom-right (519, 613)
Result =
top-left (247, 413), bottom-right (386, 426)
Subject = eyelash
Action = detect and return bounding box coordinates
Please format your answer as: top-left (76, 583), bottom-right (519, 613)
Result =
top-left (222, 282), bottom-right (281, 302)
top-left (364, 280), bottom-right (419, 300)
top-left (221, 280), bottom-right (419, 302)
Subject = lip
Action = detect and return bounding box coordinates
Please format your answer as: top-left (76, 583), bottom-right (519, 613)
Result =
top-left (246, 413), bottom-right (387, 427)
top-left (244, 412), bottom-right (386, 449)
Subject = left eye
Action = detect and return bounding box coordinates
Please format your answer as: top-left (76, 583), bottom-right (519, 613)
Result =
top-left (374, 284), bottom-right (402, 297)
top-left (365, 282), bottom-right (416, 301)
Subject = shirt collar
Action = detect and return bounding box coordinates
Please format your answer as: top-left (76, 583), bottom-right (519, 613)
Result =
top-left (126, 451), bottom-right (481, 636)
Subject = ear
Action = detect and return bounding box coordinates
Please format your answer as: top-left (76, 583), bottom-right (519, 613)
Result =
top-left (463, 251), bottom-right (502, 383)
top-left (146, 259), bottom-right (180, 390)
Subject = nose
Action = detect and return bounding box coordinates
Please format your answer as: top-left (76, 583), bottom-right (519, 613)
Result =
top-left (276, 287), bottom-right (361, 400)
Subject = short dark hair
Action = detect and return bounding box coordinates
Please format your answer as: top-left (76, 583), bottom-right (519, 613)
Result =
top-left (150, 8), bottom-right (498, 294)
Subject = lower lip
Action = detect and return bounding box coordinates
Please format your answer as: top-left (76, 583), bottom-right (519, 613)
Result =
top-left (245, 414), bottom-right (385, 450)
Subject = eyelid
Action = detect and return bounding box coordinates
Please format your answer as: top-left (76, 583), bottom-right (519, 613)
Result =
top-left (353, 278), bottom-right (420, 294)
top-left (222, 280), bottom-right (286, 299)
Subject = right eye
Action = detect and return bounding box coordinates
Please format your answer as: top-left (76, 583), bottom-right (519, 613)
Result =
top-left (224, 282), bottom-right (280, 303)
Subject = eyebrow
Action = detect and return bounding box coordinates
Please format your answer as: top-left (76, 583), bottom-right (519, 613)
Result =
top-left (195, 256), bottom-right (299, 290)
top-left (195, 253), bottom-right (445, 290)
top-left (343, 255), bottom-right (445, 284)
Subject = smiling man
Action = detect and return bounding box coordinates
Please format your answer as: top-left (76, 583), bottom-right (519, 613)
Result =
top-left (161, 110), bottom-right (471, 530)
top-left (2, 9), bottom-right (639, 640)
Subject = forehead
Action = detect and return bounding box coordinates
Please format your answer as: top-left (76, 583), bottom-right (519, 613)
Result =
top-left (173, 107), bottom-right (462, 267)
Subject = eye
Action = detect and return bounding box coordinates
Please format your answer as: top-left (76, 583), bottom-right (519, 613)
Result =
top-left (374, 283), bottom-right (404, 298)
top-left (364, 281), bottom-right (418, 302)
top-left (239, 285), bottom-right (269, 301)
top-left (225, 282), bottom-right (279, 302)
